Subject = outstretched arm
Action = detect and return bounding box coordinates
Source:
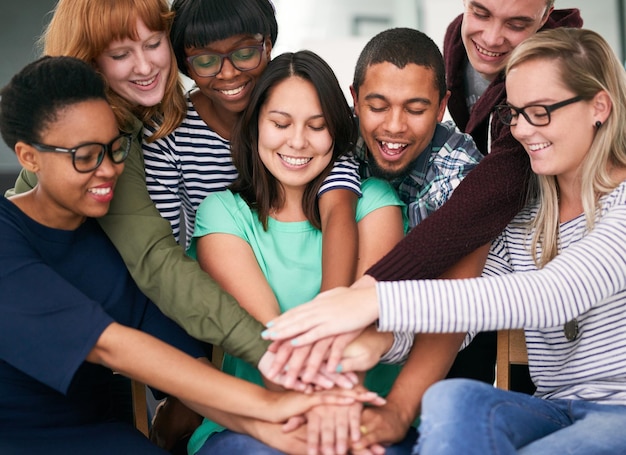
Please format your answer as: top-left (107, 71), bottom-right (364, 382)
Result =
top-left (367, 136), bottom-right (530, 281)
top-left (9, 140), bottom-right (268, 365)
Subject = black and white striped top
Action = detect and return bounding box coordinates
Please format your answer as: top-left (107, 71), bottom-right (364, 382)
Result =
top-left (143, 93), bottom-right (361, 248)
top-left (377, 180), bottom-right (626, 405)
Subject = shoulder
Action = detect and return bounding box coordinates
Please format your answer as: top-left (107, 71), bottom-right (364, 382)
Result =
top-left (357, 178), bottom-right (404, 221)
top-left (434, 122), bottom-right (482, 157)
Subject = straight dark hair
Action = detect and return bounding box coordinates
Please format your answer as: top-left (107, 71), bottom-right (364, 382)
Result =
top-left (170, 0), bottom-right (278, 77)
top-left (230, 50), bottom-right (357, 230)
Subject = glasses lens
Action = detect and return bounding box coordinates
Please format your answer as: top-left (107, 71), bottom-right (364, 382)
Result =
top-left (74, 144), bottom-right (104, 172)
top-left (191, 54), bottom-right (221, 77)
top-left (524, 105), bottom-right (550, 126)
top-left (111, 135), bottom-right (131, 163)
top-left (231, 46), bottom-right (262, 71)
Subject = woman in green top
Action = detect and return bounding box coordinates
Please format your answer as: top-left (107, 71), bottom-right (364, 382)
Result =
top-left (189, 50), bottom-right (410, 455)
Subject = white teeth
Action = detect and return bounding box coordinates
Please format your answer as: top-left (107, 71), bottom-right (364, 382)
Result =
top-left (528, 142), bottom-right (551, 152)
top-left (88, 187), bottom-right (112, 195)
top-left (280, 154), bottom-right (312, 166)
top-left (133, 76), bottom-right (156, 86)
top-left (382, 141), bottom-right (405, 150)
top-left (220, 85), bottom-right (245, 96)
top-left (476, 43), bottom-right (504, 58)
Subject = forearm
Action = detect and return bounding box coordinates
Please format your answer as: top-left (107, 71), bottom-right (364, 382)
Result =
top-left (367, 144), bottom-right (530, 281)
top-left (383, 332), bottom-right (466, 421)
top-left (97, 146), bottom-right (268, 364)
top-left (319, 189), bottom-right (358, 290)
top-left (89, 323), bottom-right (275, 419)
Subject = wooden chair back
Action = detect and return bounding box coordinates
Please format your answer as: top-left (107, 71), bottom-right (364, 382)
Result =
top-left (496, 329), bottom-right (528, 390)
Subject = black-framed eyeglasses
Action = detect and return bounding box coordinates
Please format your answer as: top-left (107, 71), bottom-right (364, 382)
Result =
top-left (494, 96), bottom-right (583, 127)
top-left (29, 133), bottom-right (132, 173)
top-left (186, 42), bottom-right (265, 78)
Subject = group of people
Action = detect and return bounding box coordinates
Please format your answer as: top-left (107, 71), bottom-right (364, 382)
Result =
top-left (1, 0), bottom-right (625, 454)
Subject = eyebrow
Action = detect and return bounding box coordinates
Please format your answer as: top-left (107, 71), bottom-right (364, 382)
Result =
top-left (469, 1), bottom-right (539, 24)
top-left (364, 93), bottom-right (432, 106)
top-left (268, 110), bottom-right (325, 120)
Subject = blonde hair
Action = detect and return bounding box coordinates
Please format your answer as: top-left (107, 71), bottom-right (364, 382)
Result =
top-left (506, 28), bottom-right (626, 267)
top-left (39, 0), bottom-right (185, 139)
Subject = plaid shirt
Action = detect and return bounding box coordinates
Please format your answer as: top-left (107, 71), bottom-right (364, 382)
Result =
top-left (357, 120), bottom-right (483, 229)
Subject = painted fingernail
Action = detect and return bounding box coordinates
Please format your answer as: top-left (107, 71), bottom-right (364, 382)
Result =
top-left (266, 321), bottom-right (274, 328)
top-left (335, 363), bottom-right (343, 373)
top-left (290, 338), bottom-right (299, 346)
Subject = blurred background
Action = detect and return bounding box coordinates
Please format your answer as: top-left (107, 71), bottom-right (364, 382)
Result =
top-left (1, 0), bottom-right (623, 192)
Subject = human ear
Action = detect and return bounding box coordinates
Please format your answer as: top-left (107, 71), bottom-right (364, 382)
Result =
top-left (592, 90), bottom-right (612, 125)
top-left (437, 90), bottom-right (451, 122)
top-left (14, 142), bottom-right (41, 173)
top-left (350, 85), bottom-right (359, 117)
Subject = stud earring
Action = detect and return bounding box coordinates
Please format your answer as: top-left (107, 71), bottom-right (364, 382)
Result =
top-left (595, 120), bottom-right (603, 128)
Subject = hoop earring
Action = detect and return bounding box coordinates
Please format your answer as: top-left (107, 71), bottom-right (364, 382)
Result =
top-left (595, 120), bottom-right (603, 128)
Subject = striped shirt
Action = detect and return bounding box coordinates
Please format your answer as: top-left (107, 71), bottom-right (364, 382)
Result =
top-left (377, 180), bottom-right (626, 405)
top-left (143, 92), bottom-right (361, 248)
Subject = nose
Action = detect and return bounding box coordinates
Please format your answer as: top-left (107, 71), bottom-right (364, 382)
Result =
top-left (382, 107), bottom-right (407, 134)
top-left (287, 124), bottom-right (308, 150)
top-left (96, 152), bottom-right (122, 178)
top-left (510, 112), bottom-right (535, 140)
top-left (134, 51), bottom-right (152, 75)
top-left (481, 22), bottom-right (506, 48)
top-left (215, 57), bottom-right (240, 80)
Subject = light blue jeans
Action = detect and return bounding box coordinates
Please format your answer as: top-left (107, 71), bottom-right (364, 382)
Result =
top-left (414, 378), bottom-right (626, 455)
top-left (198, 427), bottom-right (418, 454)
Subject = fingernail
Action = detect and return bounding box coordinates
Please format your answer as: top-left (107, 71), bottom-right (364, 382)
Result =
top-left (290, 338), bottom-right (299, 346)
top-left (335, 363), bottom-right (343, 373)
top-left (266, 321), bottom-right (274, 328)
top-left (261, 330), bottom-right (269, 338)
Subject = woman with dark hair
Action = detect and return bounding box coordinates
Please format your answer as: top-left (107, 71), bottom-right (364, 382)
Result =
top-left (187, 50), bottom-right (409, 455)
top-left (0, 55), bottom-right (372, 454)
top-left (144, 0), bottom-right (362, 292)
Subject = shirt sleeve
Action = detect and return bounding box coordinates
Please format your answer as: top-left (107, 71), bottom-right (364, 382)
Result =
top-left (376, 203), bottom-right (626, 334)
top-left (0, 225), bottom-right (113, 394)
top-left (91, 133), bottom-right (269, 366)
top-left (318, 152), bottom-right (362, 197)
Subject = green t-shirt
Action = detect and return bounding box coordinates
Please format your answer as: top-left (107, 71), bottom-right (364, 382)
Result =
top-left (187, 178), bottom-right (407, 453)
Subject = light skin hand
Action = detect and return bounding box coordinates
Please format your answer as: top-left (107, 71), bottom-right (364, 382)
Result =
top-left (259, 349), bottom-right (359, 392)
top-left (332, 325), bottom-right (394, 374)
top-left (263, 285), bottom-right (379, 345)
top-left (306, 402), bottom-right (363, 455)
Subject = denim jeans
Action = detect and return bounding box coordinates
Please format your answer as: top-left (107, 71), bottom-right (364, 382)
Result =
top-left (198, 427), bottom-right (418, 454)
top-left (414, 378), bottom-right (626, 455)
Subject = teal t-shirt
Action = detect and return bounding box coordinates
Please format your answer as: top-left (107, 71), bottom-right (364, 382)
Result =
top-left (187, 178), bottom-right (407, 453)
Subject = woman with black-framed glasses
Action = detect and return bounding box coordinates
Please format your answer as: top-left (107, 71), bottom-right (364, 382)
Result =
top-left (261, 27), bottom-right (626, 455)
top-left (0, 55), bottom-right (376, 455)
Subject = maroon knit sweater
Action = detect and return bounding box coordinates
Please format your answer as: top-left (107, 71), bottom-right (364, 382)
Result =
top-left (367, 9), bottom-right (583, 281)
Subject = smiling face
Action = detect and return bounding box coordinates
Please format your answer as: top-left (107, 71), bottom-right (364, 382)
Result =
top-left (94, 18), bottom-right (171, 107)
top-left (461, 0), bottom-right (551, 81)
top-left (22, 99), bottom-right (125, 229)
top-left (506, 58), bottom-right (597, 184)
top-left (186, 34), bottom-right (272, 118)
top-left (352, 62), bottom-right (448, 180)
top-left (257, 76), bottom-right (334, 193)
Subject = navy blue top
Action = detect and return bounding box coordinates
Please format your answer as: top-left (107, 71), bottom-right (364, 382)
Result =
top-left (0, 196), bottom-right (203, 440)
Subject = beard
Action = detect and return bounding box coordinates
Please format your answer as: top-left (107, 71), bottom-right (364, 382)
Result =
top-left (367, 153), bottom-right (418, 181)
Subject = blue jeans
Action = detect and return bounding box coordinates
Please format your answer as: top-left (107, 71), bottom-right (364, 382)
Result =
top-left (414, 378), bottom-right (626, 455)
top-left (198, 427), bottom-right (418, 454)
